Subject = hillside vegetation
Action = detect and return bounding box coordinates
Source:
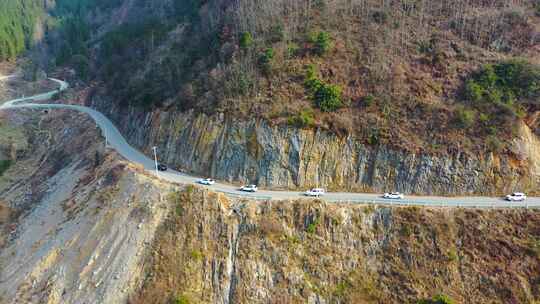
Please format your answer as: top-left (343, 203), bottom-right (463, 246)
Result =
top-left (45, 0), bottom-right (540, 155)
top-left (0, 0), bottom-right (43, 61)
top-left (2, 0), bottom-right (538, 155)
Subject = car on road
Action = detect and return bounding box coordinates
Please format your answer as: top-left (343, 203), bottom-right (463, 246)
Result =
top-left (305, 188), bottom-right (326, 197)
top-left (505, 192), bottom-right (527, 201)
top-left (157, 164), bottom-right (168, 171)
top-left (240, 185), bottom-right (258, 192)
top-left (383, 192), bottom-right (405, 199)
top-left (198, 178), bottom-right (216, 185)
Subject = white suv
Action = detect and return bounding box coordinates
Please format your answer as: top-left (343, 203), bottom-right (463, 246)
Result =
top-left (505, 192), bottom-right (527, 201)
top-left (198, 178), bottom-right (215, 185)
top-left (240, 185), bottom-right (258, 192)
top-left (305, 188), bottom-right (326, 197)
top-left (383, 192), bottom-right (405, 199)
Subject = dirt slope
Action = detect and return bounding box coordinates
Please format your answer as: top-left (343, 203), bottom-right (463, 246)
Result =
top-left (0, 109), bottom-right (174, 303)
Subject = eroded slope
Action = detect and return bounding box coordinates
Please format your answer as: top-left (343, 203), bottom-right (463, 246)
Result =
top-left (0, 110), bottom-right (173, 304)
top-left (133, 188), bottom-right (540, 304)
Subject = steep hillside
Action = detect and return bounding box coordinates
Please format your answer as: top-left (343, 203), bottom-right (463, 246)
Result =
top-left (131, 187), bottom-right (540, 304)
top-left (0, 106), bottom-right (539, 304)
top-left (3, 0), bottom-right (537, 193)
top-left (40, 0), bottom-right (539, 149)
top-left (0, 109), bottom-right (172, 303)
top-left (65, 0), bottom-right (539, 149)
top-left (44, 0), bottom-right (539, 194)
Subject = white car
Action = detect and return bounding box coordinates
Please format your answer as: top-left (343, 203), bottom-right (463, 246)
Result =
top-left (305, 188), bottom-right (326, 197)
top-left (383, 192), bottom-right (405, 199)
top-left (198, 178), bottom-right (215, 185)
top-left (240, 185), bottom-right (258, 192)
top-left (505, 192), bottom-right (527, 201)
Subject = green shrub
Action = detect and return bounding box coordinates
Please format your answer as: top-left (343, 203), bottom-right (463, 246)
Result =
top-left (261, 48), bottom-right (274, 61)
top-left (239, 32), bottom-right (253, 49)
top-left (305, 64), bottom-right (318, 80)
top-left (304, 65), bottom-right (343, 112)
top-left (432, 294), bottom-right (455, 304)
top-left (464, 60), bottom-right (540, 105)
top-left (400, 224), bottom-right (412, 237)
top-left (171, 294), bottom-right (191, 304)
top-left (418, 40), bottom-right (434, 54)
top-left (334, 280), bottom-right (351, 297)
top-left (190, 249), bottom-right (204, 261)
top-left (461, 59), bottom-right (539, 137)
top-left (288, 110), bottom-right (315, 128)
top-left (258, 48), bottom-right (275, 75)
top-left (418, 294), bottom-right (455, 304)
top-left (464, 80), bottom-right (484, 104)
top-left (0, 160), bottom-right (12, 176)
top-left (313, 0), bottom-right (326, 9)
top-left (313, 83), bottom-right (343, 112)
top-left (287, 42), bottom-right (300, 58)
top-left (454, 107), bottom-right (476, 128)
top-left (225, 69), bottom-right (254, 96)
top-left (306, 217), bottom-right (320, 234)
top-left (363, 95), bottom-right (375, 107)
top-left (447, 249), bottom-right (458, 262)
top-left (312, 31), bottom-right (333, 56)
top-left (268, 24), bottom-right (284, 42)
top-left (478, 113), bottom-right (490, 124)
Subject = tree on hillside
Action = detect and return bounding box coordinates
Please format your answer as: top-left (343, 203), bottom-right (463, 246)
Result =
top-left (0, 0), bottom-right (42, 61)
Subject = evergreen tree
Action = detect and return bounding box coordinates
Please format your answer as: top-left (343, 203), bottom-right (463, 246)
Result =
top-left (0, 0), bottom-right (42, 61)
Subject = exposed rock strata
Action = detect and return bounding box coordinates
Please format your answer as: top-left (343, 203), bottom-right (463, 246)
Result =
top-left (90, 100), bottom-right (540, 195)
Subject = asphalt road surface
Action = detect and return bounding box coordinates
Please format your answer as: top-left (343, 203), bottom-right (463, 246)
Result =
top-left (1, 76), bottom-right (539, 208)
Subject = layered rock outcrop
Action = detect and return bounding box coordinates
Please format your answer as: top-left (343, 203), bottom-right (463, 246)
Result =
top-left (89, 100), bottom-right (540, 195)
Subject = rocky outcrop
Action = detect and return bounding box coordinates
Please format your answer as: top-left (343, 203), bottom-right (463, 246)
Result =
top-left (132, 187), bottom-right (540, 304)
top-left (89, 99), bottom-right (540, 195)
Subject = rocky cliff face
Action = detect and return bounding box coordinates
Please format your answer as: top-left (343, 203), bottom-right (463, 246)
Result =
top-left (88, 99), bottom-right (540, 195)
top-left (132, 187), bottom-right (540, 304)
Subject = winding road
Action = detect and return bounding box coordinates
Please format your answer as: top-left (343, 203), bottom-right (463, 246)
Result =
top-left (1, 75), bottom-right (539, 208)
